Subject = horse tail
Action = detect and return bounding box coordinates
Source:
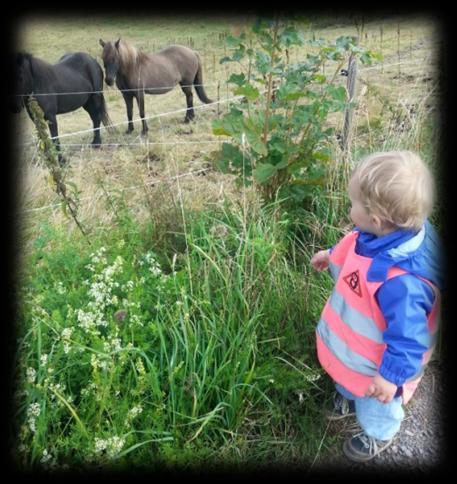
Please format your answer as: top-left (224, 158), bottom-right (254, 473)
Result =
top-left (194, 59), bottom-right (213, 104)
top-left (99, 93), bottom-right (116, 133)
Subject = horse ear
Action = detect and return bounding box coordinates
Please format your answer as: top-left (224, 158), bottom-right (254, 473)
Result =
top-left (99, 39), bottom-right (106, 47)
top-left (115, 38), bottom-right (121, 49)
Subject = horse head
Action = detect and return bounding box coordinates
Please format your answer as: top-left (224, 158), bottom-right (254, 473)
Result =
top-left (99, 38), bottom-right (121, 86)
top-left (9, 52), bottom-right (34, 113)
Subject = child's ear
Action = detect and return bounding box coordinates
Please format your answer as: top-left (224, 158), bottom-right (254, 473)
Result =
top-left (371, 214), bottom-right (383, 230)
top-left (372, 214), bottom-right (395, 234)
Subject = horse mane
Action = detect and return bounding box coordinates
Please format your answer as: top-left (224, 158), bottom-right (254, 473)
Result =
top-left (117, 40), bottom-right (141, 72)
top-left (20, 52), bottom-right (56, 86)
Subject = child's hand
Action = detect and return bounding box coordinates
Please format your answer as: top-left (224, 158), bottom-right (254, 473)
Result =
top-left (311, 250), bottom-right (330, 271)
top-left (365, 373), bottom-right (398, 404)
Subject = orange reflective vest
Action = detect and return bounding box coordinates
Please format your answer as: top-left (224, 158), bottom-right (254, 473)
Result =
top-left (316, 230), bottom-right (440, 404)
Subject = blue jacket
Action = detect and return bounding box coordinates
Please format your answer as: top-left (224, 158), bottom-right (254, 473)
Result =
top-left (353, 220), bottom-right (444, 387)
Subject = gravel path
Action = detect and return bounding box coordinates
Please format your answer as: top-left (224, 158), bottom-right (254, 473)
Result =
top-left (316, 359), bottom-right (446, 473)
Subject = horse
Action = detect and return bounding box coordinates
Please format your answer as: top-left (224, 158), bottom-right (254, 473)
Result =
top-left (10, 51), bottom-right (112, 164)
top-left (99, 38), bottom-right (213, 135)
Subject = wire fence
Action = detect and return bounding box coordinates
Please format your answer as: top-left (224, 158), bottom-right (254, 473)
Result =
top-left (16, 21), bottom-right (440, 218)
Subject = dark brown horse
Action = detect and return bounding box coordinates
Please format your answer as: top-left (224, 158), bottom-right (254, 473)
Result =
top-left (99, 38), bottom-right (213, 134)
top-left (10, 52), bottom-right (112, 163)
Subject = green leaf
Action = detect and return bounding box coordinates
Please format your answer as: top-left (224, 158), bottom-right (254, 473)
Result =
top-left (269, 137), bottom-right (289, 155)
top-left (245, 130), bottom-right (267, 156)
top-left (232, 48), bottom-right (246, 62)
top-left (336, 35), bottom-right (357, 50)
top-left (327, 85), bottom-right (347, 103)
top-left (312, 148), bottom-right (332, 162)
top-left (225, 33), bottom-right (246, 47)
top-left (214, 143), bottom-right (247, 173)
top-left (234, 84), bottom-right (260, 101)
top-left (360, 52), bottom-right (373, 65)
top-left (253, 163), bottom-right (277, 184)
top-left (255, 51), bottom-right (271, 75)
top-left (313, 73), bottom-right (327, 84)
top-left (279, 27), bottom-right (304, 47)
top-left (277, 82), bottom-right (305, 102)
top-left (212, 108), bottom-right (245, 142)
top-left (228, 73), bottom-right (246, 86)
top-left (212, 121), bottom-right (231, 137)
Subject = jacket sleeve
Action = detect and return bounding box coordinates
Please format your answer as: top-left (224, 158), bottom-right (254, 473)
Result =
top-left (375, 274), bottom-right (436, 387)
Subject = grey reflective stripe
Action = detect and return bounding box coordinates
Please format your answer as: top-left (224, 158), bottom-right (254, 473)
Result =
top-left (328, 261), bottom-right (341, 280)
top-left (317, 319), bottom-right (378, 376)
top-left (329, 289), bottom-right (384, 344)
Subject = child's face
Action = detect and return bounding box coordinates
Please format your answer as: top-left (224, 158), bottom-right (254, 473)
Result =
top-left (348, 177), bottom-right (383, 235)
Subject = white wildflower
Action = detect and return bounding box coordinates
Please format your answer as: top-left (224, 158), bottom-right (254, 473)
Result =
top-left (128, 405), bottom-right (143, 419)
top-left (130, 314), bottom-right (143, 326)
top-left (90, 354), bottom-right (98, 370)
top-left (304, 371), bottom-right (321, 382)
top-left (124, 405), bottom-right (143, 426)
top-left (27, 402), bottom-right (41, 418)
top-left (135, 358), bottom-right (145, 375)
top-left (61, 328), bottom-right (73, 340)
top-left (40, 354), bottom-right (48, 366)
top-left (94, 437), bottom-right (107, 453)
top-left (27, 402), bottom-right (41, 433)
top-left (107, 436), bottom-right (125, 458)
top-left (110, 338), bottom-right (122, 352)
top-left (40, 449), bottom-right (52, 464)
top-left (26, 367), bottom-right (36, 384)
top-left (55, 281), bottom-right (66, 295)
top-left (28, 419), bottom-right (36, 433)
top-left (90, 247), bottom-right (107, 265)
top-left (94, 435), bottom-right (125, 459)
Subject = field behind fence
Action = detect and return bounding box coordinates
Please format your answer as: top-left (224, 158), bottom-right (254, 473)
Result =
top-left (14, 14), bottom-right (440, 241)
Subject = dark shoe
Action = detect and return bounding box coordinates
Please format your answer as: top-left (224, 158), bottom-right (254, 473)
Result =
top-left (326, 392), bottom-right (356, 421)
top-left (343, 431), bottom-right (393, 462)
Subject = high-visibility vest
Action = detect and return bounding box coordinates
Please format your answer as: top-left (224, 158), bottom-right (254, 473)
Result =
top-left (316, 230), bottom-right (440, 405)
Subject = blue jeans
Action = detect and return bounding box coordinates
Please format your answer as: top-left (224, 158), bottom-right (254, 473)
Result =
top-left (335, 383), bottom-right (405, 441)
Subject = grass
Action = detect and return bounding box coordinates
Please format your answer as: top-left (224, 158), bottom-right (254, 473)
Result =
top-left (14, 195), bottom-right (340, 469)
top-left (12, 14), bottom-right (443, 471)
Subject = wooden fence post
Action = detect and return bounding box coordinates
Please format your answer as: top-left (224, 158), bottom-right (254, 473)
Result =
top-left (217, 81), bottom-right (220, 118)
top-left (342, 52), bottom-right (358, 157)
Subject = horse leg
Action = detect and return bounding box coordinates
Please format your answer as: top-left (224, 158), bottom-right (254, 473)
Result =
top-left (136, 93), bottom-right (149, 135)
top-left (46, 114), bottom-right (66, 165)
top-left (83, 97), bottom-right (102, 148)
top-left (180, 83), bottom-right (195, 123)
top-left (123, 93), bottom-right (135, 134)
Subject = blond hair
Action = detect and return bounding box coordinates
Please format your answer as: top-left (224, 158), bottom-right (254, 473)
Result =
top-left (350, 151), bottom-right (435, 231)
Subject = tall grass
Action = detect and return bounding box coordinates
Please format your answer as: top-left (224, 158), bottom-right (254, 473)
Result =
top-left (14, 191), bottom-right (341, 469)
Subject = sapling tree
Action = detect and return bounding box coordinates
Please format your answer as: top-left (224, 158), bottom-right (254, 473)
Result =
top-left (211, 18), bottom-right (379, 208)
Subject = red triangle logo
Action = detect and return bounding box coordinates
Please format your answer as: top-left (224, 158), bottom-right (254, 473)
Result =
top-left (343, 270), bottom-right (362, 297)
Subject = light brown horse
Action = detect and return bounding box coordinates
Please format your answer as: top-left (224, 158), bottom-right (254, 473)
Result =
top-left (99, 38), bottom-right (213, 134)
